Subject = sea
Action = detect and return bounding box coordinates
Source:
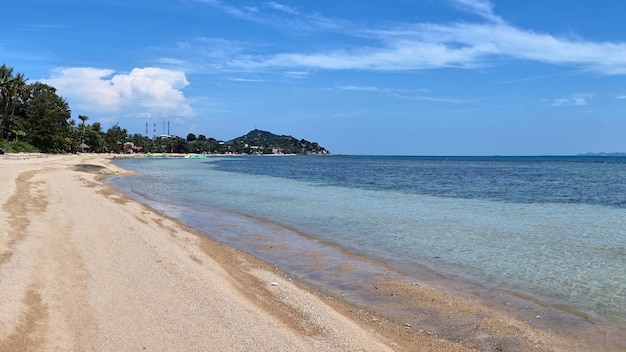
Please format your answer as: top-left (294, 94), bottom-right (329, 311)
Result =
top-left (108, 155), bottom-right (626, 345)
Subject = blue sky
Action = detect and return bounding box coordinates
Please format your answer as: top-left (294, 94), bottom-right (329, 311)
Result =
top-left (4, 0), bottom-right (626, 155)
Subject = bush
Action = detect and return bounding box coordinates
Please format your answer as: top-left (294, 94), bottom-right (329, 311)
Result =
top-left (0, 140), bottom-right (39, 153)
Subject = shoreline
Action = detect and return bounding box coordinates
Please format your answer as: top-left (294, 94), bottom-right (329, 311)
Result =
top-left (106, 181), bottom-right (620, 350)
top-left (108, 154), bottom-right (625, 349)
top-left (0, 153), bottom-right (615, 351)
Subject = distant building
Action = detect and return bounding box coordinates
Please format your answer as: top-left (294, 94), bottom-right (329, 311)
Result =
top-left (272, 148), bottom-right (285, 154)
top-left (123, 142), bottom-right (143, 153)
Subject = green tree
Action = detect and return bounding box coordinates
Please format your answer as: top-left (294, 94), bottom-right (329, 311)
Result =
top-left (68, 118), bottom-right (80, 152)
top-left (164, 136), bottom-right (189, 153)
top-left (78, 115), bottom-right (89, 152)
top-left (0, 65), bottom-right (29, 141)
top-left (188, 138), bottom-right (211, 153)
top-left (207, 138), bottom-right (225, 153)
top-left (128, 133), bottom-right (155, 153)
top-left (25, 82), bottom-right (72, 152)
top-left (0, 64), bottom-right (15, 134)
top-left (86, 122), bottom-right (106, 153)
top-left (105, 124), bottom-right (128, 153)
top-left (186, 133), bottom-right (197, 142)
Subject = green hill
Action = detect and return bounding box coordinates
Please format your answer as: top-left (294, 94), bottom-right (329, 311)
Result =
top-left (231, 129), bottom-right (329, 155)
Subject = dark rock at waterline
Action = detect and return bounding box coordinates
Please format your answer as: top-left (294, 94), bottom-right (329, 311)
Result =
top-left (73, 164), bottom-right (116, 175)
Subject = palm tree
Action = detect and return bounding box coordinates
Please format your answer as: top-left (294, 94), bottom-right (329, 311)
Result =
top-left (5, 72), bottom-right (29, 141)
top-left (0, 65), bottom-right (29, 141)
top-left (0, 64), bottom-right (15, 139)
top-left (0, 64), bottom-right (14, 109)
top-left (78, 115), bottom-right (89, 152)
top-left (10, 72), bottom-right (28, 112)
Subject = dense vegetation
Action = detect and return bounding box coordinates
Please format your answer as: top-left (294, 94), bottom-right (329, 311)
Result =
top-left (228, 129), bottom-right (328, 155)
top-left (0, 64), bottom-right (328, 155)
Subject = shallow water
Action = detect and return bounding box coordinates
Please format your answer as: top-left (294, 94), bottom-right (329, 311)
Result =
top-left (109, 155), bottom-right (626, 340)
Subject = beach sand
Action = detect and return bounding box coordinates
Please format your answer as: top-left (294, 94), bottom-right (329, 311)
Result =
top-left (0, 154), bottom-right (604, 351)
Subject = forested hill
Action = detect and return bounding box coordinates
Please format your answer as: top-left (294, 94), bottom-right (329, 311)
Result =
top-left (232, 129), bottom-right (329, 155)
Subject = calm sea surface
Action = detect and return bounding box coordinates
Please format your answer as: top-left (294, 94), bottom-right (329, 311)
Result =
top-left (109, 155), bottom-right (626, 335)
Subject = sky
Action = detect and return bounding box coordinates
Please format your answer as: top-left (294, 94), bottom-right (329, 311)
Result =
top-left (4, 0), bottom-right (626, 155)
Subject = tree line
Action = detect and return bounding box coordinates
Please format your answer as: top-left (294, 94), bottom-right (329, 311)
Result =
top-left (0, 64), bottom-right (130, 153)
top-left (0, 64), bottom-right (209, 154)
top-left (1, 64), bottom-right (329, 155)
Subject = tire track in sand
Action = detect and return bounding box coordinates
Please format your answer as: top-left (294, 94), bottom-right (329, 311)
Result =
top-left (0, 170), bottom-right (50, 351)
top-left (0, 170), bottom-right (48, 265)
top-left (1, 166), bottom-right (98, 351)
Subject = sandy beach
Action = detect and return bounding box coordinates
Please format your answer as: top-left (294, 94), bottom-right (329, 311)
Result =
top-left (0, 154), bottom-right (605, 351)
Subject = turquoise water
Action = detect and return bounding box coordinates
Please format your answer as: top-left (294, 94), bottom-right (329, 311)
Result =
top-left (109, 155), bottom-right (626, 340)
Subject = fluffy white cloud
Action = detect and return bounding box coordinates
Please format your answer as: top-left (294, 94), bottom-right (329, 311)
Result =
top-left (42, 67), bottom-right (193, 118)
top-left (42, 68), bottom-right (120, 111)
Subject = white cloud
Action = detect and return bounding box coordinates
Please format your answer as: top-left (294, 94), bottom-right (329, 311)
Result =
top-left (228, 19), bottom-right (626, 75)
top-left (268, 2), bottom-right (298, 15)
top-left (196, 0), bottom-right (259, 21)
top-left (189, 0), bottom-right (626, 76)
top-left (194, 0), bottom-right (344, 32)
top-left (335, 85), bottom-right (469, 103)
top-left (336, 85), bottom-right (381, 92)
top-left (550, 93), bottom-right (593, 107)
top-left (182, 0), bottom-right (626, 77)
top-left (284, 71), bottom-right (311, 79)
top-left (333, 111), bottom-right (364, 119)
top-left (42, 68), bottom-right (120, 111)
top-left (43, 67), bottom-right (193, 118)
top-left (449, 0), bottom-right (502, 22)
top-left (227, 77), bottom-right (266, 82)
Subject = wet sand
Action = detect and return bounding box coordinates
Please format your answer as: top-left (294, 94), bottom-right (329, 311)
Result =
top-left (0, 153), bottom-right (608, 351)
